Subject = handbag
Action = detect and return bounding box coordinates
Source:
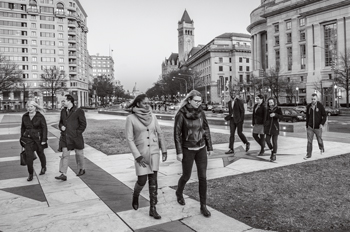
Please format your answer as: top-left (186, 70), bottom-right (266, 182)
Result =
top-left (20, 149), bottom-right (38, 166)
top-left (224, 114), bottom-right (231, 121)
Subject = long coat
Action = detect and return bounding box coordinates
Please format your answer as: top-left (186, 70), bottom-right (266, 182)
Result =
top-left (21, 112), bottom-right (48, 150)
top-left (227, 98), bottom-right (245, 123)
top-left (252, 103), bottom-right (267, 125)
top-left (125, 114), bottom-right (167, 176)
top-left (59, 106), bottom-right (87, 151)
top-left (264, 106), bottom-right (283, 136)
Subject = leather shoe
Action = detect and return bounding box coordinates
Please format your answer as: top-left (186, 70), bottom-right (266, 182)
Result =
top-left (77, 169), bottom-right (85, 176)
top-left (27, 174), bottom-right (33, 182)
top-left (245, 142), bottom-right (250, 152)
top-left (225, 149), bottom-right (234, 154)
top-left (39, 167), bottom-right (47, 175)
top-left (200, 204), bottom-right (211, 217)
top-left (55, 174), bottom-right (67, 181)
top-left (176, 191), bottom-right (185, 205)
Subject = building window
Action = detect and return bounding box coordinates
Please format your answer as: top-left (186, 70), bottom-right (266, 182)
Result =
top-left (31, 40), bottom-right (36, 45)
top-left (286, 21), bottom-right (292, 30)
top-left (32, 57), bottom-right (37, 62)
top-left (287, 77), bottom-right (290, 82)
top-left (246, 75), bottom-right (250, 83)
top-left (246, 58), bottom-right (249, 63)
top-left (324, 23), bottom-right (337, 67)
top-left (31, 31), bottom-right (36, 36)
top-left (275, 50), bottom-right (280, 67)
top-left (32, 73), bottom-right (37, 78)
top-left (219, 57), bottom-right (223, 63)
top-left (274, 23), bottom-right (279, 33)
top-left (58, 33), bottom-right (63, 38)
top-left (239, 57), bottom-right (242, 63)
top-left (239, 75), bottom-right (243, 83)
top-left (32, 65), bottom-right (37, 70)
top-left (287, 47), bottom-right (292, 70)
top-left (58, 49), bottom-right (63, 55)
top-left (300, 76), bottom-right (304, 82)
top-left (286, 33), bottom-right (292, 43)
top-left (31, 23), bottom-right (36, 28)
top-left (229, 58), bottom-right (232, 63)
top-left (59, 41), bottom-right (63, 46)
top-left (300, 30), bottom-right (306, 41)
top-left (58, 25), bottom-right (63, 30)
top-left (300, 44), bottom-right (306, 69)
top-left (59, 57), bottom-right (64, 62)
top-left (32, 48), bottom-right (37, 53)
top-left (275, 36), bottom-right (280, 46)
top-left (299, 18), bottom-right (305, 27)
top-left (246, 66), bottom-right (250, 71)
top-left (239, 66), bottom-right (243, 71)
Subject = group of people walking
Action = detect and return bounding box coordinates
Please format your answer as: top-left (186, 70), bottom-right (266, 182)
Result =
top-left (19, 89), bottom-right (327, 220)
top-left (20, 94), bottom-right (87, 182)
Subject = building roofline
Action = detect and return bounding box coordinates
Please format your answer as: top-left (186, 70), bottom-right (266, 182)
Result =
top-left (74, 0), bottom-right (87, 17)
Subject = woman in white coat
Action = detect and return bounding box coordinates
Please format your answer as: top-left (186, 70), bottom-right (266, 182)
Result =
top-left (125, 94), bottom-right (167, 219)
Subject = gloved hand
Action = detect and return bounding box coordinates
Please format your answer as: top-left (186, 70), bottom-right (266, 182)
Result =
top-left (162, 152), bottom-right (167, 162)
top-left (177, 153), bottom-right (183, 162)
top-left (135, 156), bottom-right (147, 167)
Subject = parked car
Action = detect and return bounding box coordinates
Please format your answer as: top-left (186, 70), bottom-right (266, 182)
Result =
top-left (325, 107), bottom-right (340, 116)
top-left (280, 108), bottom-right (306, 122)
top-left (294, 105), bottom-right (307, 114)
top-left (201, 103), bottom-right (208, 111)
top-left (212, 105), bottom-right (229, 114)
top-left (169, 104), bottom-right (180, 111)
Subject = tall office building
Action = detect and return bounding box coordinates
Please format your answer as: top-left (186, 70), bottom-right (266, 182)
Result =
top-left (0, 0), bottom-right (89, 110)
top-left (90, 54), bottom-right (115, 81)
top-left (248, 0), bottom-right (350, 105)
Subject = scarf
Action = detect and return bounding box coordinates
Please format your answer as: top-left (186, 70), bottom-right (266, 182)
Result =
top-left (183, 103), bottom-right (202, 119)
top-left (132, 107), bottom-right (153, 126)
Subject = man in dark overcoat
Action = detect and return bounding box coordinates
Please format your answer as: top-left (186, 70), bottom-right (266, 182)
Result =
top-left (55, 94), bottom-right (87, 181)
top-left (225, 90), bottom-right (250, 154)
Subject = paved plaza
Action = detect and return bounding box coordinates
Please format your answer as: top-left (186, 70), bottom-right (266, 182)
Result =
top-left (0, 112), bottom-right (349, 232)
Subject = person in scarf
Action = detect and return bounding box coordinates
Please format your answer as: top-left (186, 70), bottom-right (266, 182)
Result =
top-left (252, 95), bottom-right (267, 156)
top-left (174, 90), bottom-right (213, 217)
top-left (264, 97), bottom-right (283, 162)
top-left (20, 101), bottom-right (48, 181)
top-left (125, 94), bottom-right (167, 220)
top-left (304, 93), bottom-right (326, 160)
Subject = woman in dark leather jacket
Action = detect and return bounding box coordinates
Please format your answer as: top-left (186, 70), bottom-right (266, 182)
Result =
top-left (264, 97), bottom-right (283, 162)
top-left (20, 101), bottom-right (48, 181)
top-left (174, 90), bottom-right (213, 218)
top-left (252, 94), bottom-right (267, 156)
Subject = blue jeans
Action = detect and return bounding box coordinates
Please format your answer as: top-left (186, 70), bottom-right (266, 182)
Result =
top-left (307, 127), bottom-right (324, 157)
top-left (177, 146), bottom-right (208, 205)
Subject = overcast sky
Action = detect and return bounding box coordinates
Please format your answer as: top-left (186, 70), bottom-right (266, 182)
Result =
top-left (82, 0), bottom-right (262, 92)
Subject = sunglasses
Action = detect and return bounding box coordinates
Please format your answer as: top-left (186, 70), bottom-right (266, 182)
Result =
top-left (141, 102), bottom-right (150, 105)
top-left (192, 99), bottom-right (202, 103)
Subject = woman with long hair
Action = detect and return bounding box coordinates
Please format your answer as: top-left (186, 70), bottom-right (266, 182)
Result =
top-left (174, 90), bottom-right (213, 217)
top-left (125, 94), bottom-right (167, 220)
top-left (264, 97), bottom-right (283, 162)
top-left (252, 95), bottom-right (267, 156)
top-left (20, 100), bottom-right (48, 181)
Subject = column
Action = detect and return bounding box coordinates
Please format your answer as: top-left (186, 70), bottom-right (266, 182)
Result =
top-left (254, 34), bottom-right (258, 70)
top-left (251, 35), bottom-right (255, 70)
top-left (257, 33), bottom-right (262, 70)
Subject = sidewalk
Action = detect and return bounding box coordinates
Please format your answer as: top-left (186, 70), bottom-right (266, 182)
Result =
top-left (0, 112), bottom-right (349, 232)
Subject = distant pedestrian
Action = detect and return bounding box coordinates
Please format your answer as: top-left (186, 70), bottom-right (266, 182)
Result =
top-left (264, 97), bottom-right (283, 162)
top-left (174, 90), bottom-right (213, 217)
top-left (55, 94), bottom-right (87, 181)
top-left (154, 103), bottom-right (157, 111)
top-left (125, 94), bottom-right (167, 220)
top-left (158, 104), bottom-right (161, 111)
top-left (252, 95), bottom-right (266, 156)
top-left (150, 102), bottom-right (154, 110)
top-left (164, 103), bottom-right (167, 111)
top-left (225, 90), bottom-right (250, 154)
top-left (304, 93), bottom-right (326, 160)
top-left (20, 101), bottom-right (48, 181)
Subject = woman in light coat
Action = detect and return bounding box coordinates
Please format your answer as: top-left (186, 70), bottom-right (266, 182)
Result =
top-left (125, 94), bottom-right (167, 220)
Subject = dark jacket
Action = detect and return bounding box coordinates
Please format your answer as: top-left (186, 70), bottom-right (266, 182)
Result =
top-left (264, 106), bottom-right (283, 135)
top-left (306, 102), bottom-right (327, 129)
top-left (21, 111), bottom-right (48, 150)
top-left (174, 104), bottom-right (213, 155)
top-left (59, 106), bottom-right (87, 151)
top-left (227, 98), bottom-right (245, 123)
top-left (252, 103), bottom-right (267, 125)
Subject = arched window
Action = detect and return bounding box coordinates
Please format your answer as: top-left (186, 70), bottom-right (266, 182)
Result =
top-left (56, 2), bottom-right (64, 9)
top-left (29, 0), bottom-right (37, 6)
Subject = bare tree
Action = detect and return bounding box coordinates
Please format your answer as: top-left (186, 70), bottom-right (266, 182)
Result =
top-left (40, 66), bottom-right (68, 109)
top-left (333, 48), bottom-right (350, 108)
top-left (284, 81), bottom-right (298, 105)
top-left (0, 54), bottom-right (23, 91)
top-left (264, 66), bottom-right (287, 103)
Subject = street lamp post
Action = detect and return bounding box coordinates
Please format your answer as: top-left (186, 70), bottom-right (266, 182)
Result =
top-left (268, 88), bottom-right (271, 97)
top-left (334, 84), bottom-right (338, 108)
top-left (178, 73), bottom-right (194, 90)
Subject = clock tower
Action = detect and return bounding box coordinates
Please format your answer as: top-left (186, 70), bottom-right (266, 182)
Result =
top-left (178, 10), bottom-right (194, 62)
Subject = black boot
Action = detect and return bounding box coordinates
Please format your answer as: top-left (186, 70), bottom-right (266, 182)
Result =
top-left (39, 167), bottom-right (46, 175)
top-left (270, 152), bottom-right (276, 162)
top-left (149, 179), bottom-right (161, 219)
top-left (27, 174), bottom-right (33, 181)
top-left (200, 204), bottom-right (211, 217)
top-left (132, 182), bottom-right (144, 210)
top-left (176, 191), bottom-right (185, 205)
